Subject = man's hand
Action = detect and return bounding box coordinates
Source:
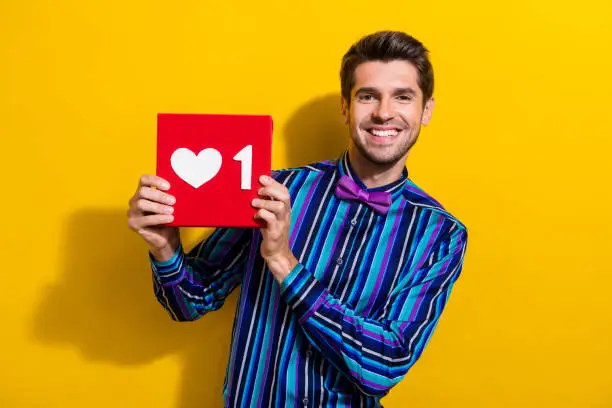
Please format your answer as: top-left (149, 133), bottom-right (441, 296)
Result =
top-left (252, 175), bottom-right (298, 284)
top-left (127, 174), bottom-right (180, 262)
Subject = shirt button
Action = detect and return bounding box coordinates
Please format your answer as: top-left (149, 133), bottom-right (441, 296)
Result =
top-left (305, 349), bottom-right (312, 358)
top-left (336, 258), bottom-right (343, 265)
top-left (351, 219), bottom-right (357, 226)
top-left (302, 397), bottom-right (309, 405)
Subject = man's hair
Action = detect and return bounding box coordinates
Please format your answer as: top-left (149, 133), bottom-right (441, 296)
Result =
top-left (340, 31), bottom-right (434, 105)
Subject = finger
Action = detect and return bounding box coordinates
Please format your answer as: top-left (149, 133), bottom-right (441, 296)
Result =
top-left (139, 174), bottom-right (171, 191)
top-left (258, 175), bottom-right (283, 189)
top-left (257, 184), bottom-right (290, 204)
top-left (252, 198), bottom-right (285, 215)
top-left (134, 198), bottom-right (175, 215)
top-left (129, 213), bottom-right (174, 230)
top-left (136, 185), bottom-right (176, 206)
top-left (254, 208), bottom-right (276, 225)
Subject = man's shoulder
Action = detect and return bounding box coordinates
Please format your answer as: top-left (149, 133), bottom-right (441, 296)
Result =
top-left (270, 158), bottom-right (337, 180)
top-left (401, 178), bottom-right (467, 232)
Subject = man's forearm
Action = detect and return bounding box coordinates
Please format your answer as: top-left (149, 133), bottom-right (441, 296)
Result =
top-left (266, 250), bottom-right (299, 286)
top-left (149, 236), bottom-right (182, 263)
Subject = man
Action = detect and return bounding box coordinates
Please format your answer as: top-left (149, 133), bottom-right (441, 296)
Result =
top-left (127, 30), bottom-right (468, 407)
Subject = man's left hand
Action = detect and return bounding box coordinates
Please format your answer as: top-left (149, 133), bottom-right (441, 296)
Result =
top-left (252, 175), bottom-right (298, 284)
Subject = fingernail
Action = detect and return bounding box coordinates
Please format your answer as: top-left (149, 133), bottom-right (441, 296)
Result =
top-left (260, 175), bottom-right (268, 183)
top-left (162, 182), bottom-right (170, 189)
top-left (252, 199), bottom-right (260, 206)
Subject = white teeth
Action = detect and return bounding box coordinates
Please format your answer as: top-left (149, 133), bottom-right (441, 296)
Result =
top-left (370, 129), bottom-right (399, 137)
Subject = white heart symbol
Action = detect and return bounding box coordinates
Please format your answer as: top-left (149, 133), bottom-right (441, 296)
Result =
top-left (170, 147), bottom-right (222, 188)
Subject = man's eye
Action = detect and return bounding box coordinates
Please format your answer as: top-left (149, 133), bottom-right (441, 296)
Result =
top-left (358, 94), bottom-right (374, 101)
top-left (397, 95), bottom-right (413, 101)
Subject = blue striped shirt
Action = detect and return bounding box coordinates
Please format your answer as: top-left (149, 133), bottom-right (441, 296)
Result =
top-left (150, 150), bottom-right (468, 407)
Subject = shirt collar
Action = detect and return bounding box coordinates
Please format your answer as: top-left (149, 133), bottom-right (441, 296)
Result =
top-left (336, 150), bottom-right (408, 199)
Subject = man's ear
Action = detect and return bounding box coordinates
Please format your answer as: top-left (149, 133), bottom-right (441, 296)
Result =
top-left (341, 96), bottom-right (349, 125)
top-left (421, 97), bottom-right (435, 125)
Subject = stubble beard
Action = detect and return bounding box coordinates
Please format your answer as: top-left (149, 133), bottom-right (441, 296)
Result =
top-left (351, 126), bottom-right (421, 167)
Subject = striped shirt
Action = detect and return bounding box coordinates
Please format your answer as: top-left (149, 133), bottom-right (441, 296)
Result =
top-left (150, 150), bottom-right (468, 407)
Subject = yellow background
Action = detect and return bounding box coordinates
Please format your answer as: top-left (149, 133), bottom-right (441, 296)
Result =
top-left (1, 1), bottom-right (611, 407)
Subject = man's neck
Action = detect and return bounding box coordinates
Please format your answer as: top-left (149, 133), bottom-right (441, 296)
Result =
top-left (347, 147), bottom-right (408, 189)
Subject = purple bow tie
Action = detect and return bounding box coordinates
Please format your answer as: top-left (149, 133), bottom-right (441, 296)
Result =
top-left (334, 175), bottom-right (392, 215)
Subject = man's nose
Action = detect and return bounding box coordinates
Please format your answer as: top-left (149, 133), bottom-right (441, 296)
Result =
top-left (373, 98), bottom-right (395, 121)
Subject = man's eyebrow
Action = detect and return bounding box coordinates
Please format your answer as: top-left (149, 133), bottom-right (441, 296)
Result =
top-left (354, 87), bottom-right (418, 95)
top-left (354, 87), bottom-right (379, 94)
top-left (395, 87), bottom-right (418, 96)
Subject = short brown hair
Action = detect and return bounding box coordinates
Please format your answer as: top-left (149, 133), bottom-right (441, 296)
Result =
top-left (340, 31), bottom-right (434, 105)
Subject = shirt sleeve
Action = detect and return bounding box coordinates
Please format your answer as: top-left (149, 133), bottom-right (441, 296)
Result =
top-left (279, 223), bottom-right (468, 397)
top-left (150, 227), bottom-right (252, 321)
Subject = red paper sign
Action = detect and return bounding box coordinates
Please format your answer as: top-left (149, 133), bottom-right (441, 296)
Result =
top-left (156, 113), bottom-right (273, 227)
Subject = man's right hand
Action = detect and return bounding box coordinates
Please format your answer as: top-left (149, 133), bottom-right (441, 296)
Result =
top-left (127, 174), bottom-right (180, 262)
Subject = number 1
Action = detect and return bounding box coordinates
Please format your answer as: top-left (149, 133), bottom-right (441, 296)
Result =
top-left (233, 145), bottom-right (253, 190)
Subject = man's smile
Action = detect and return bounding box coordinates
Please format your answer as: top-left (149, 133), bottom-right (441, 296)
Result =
top-left (365, 126), bottom-right (403, 144)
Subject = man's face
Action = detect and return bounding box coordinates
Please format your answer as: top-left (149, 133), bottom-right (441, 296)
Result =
top-left (342, 60), bottom-right (434, 166)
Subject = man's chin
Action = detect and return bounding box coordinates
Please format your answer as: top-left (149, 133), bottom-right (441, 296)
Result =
top-left (357, 145), bottom-right (407, 167)
top-left (366, 155), bottom-right (403, 166)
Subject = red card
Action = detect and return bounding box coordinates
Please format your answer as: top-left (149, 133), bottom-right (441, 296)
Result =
top-left (156, 113), bottom-right (273, 228)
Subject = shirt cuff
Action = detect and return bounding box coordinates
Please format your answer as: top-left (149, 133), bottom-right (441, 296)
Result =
top-left (280, 263), bottom-right (327, 324)
top-left (149, 242), bottom-right (185, 284)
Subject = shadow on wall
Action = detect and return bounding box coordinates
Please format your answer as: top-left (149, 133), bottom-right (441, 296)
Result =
top-left (283, 93), bottom-right (348, 168)
top-left (29, 93), bottom-right (350, 408)
top-left (30, 209), bottom-right (237, 406)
